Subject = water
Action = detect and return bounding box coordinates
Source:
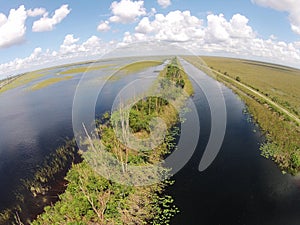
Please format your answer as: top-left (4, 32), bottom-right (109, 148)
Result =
top-left (0, 58), bottom-right (159, 212)
top-left (0, 73), bottom-right (78, 210)
top-left (0, 58), bottom-right (299, 224)
top-left (168, 61), bottom-right (300, 225)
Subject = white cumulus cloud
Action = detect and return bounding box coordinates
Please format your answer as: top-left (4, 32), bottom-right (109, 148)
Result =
top-left (135, 10), bottom-right (204, 42)
top-left (0, 34), bottom-right (113, 78)
top-left (27, 8), bottom-right (46, 17)
top-left (205, 13), bottom-right (255, 43)
top-left (157, 0), bottom-right (171, 8)
top-left (78, 36), bottom-right (102, 52)
top-left (59, 34), bottom-right (103, 55)
top-left (109, 0), bottom-right (146, 23)
top-left (1, 8), bottom-right (300, 79)
top-left (252, 0), bottom-right (300, 35)
top-left (0, 5), bottom-right (27, 49)
top-left (123, 10), bottom-right (300, 68)
top-left (32, 4), bottom-right (71, 32)
top-left (134, 12), bottom-right (255, 43)
top-left (97, 21), bottom-right (111, 32)
top-left (0, 47), bottom-right (43, 73)
top-left (59, 34), bottom-right (80, 54)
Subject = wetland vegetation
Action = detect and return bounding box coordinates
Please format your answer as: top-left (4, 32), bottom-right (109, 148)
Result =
top-left (29, 76), bottom-right (73, 91)
top-left (0, 139), bottom-right (79, 224)
top-left (119, 60), bottom-right (163, 74)
top-left (0, 58), bottom-right (193, 224)
top-left (201, 56), bottom-right (300, 116)
top-left (32, 58), bottom-right (191, 224)
top-left (0, 71), bottom-right (47, 95)
top-left (184, 56), bottom-right (300, 175)
top-left (106, 60), bottom-right (164, 81)
top-left (2, 55), bottom-right (299, 224)
top-left (59, 64), bottom-right (114, 75)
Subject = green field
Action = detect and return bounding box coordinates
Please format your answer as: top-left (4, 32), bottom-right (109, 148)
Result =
top-left (200, 56), bottom-right (300, 116)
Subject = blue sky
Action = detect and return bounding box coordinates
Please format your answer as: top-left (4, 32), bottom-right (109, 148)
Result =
top-left (0, 0), bottom-right (300, 77)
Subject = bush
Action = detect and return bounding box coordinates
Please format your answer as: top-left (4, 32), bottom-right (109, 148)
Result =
top-left (291, 152), bottom-right (300, 169)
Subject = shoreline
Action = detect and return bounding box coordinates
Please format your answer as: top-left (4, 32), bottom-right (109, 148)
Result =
top-left (184, 56), bottom-right (300, 175)
top-left (30, 57), bottom-right (193, 224)
top-left (0, 139), bottom-right (82, 224)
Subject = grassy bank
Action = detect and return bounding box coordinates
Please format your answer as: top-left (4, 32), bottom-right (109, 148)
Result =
top-left (200, 56), bottom-right (300, 117)
top-left (184, 56), bottom-right (300, 175)
top-left (29, 58), bottom-right (193, 224)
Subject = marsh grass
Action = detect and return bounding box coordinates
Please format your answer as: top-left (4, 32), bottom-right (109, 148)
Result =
top-left (29, 76), bottom-right (73, 91)
top-left (106, 60), bottom-right (163, 81)
top-left (200, 56), bottom-right (300, 116)
top-left (59, 64), bottom-right (115, 75)
top-left (120, 61), bottom-right (162, 74)
top-left (0, 61), bottom-right (106, 94)
top-left (0, 71), bottom-right (47, 94)
top-left (231, 81), bottom-right (300, 174)
top-left (184, 56), bottom-right (300, 174)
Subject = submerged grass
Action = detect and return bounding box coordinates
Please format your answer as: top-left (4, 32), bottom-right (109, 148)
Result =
top-left (29, 76), bottom-right (73, 91)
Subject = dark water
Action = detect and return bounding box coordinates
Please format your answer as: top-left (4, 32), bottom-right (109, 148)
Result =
top-left (0, 58), bottom-right (163, 213)
top-left (169, 61), bottom-right (300, 225)
top-left (0, 73), bottom-right (78, 210)
top-left (0, 58), bottom-right (300, 224)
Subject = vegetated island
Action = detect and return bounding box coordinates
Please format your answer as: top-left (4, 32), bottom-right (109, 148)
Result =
top-left (0, 58), bottom-right (193, 224)
top-left (184, 56), bottom-right (300, 175)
